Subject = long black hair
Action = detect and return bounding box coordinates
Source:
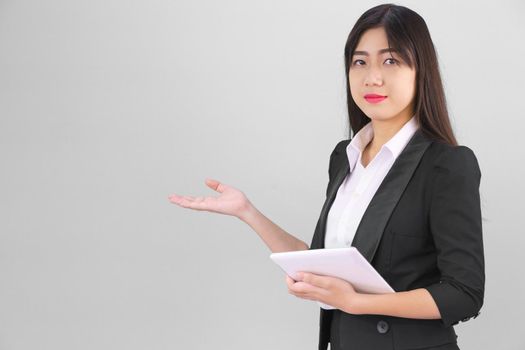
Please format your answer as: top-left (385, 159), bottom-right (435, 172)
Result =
top-left (344, 3), bottom-right (457, 146)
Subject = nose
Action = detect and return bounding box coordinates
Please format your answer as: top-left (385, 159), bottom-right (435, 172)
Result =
top-left (364, 66), bottom-right (384, 86)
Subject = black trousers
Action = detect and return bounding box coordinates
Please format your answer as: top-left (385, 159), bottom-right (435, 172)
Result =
top-left (329, 310), bottom-right (460, 350)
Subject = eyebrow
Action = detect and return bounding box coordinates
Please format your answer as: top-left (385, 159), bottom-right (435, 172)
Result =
top-left (353, 48), bottom-right (398, 56)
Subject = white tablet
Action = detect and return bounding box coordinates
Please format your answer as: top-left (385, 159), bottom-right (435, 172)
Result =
top-left (270, 247), bottom-right (395, 309)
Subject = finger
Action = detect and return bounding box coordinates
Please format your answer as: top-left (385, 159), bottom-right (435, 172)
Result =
top-left (286, 275), bottom-right (300, 294)
top-left (174, 196), bottom-right (195, 207)
top-left (289, 289), bottom-right (316, 301)
top-left (172, 196), bottom-right (210, 211)
top-left (205, 178), bottom-right (226, 193)
top-left (168, 194), bottom-right (184, 204)
top-left (287, 283), bottom-right (316, 300)
top-left (302, 272), bottom-right (332, 289)
top-left (168, 194), bottom-right (195, 205)
top-left (285, 275), bottom-right (296, 288)
top-left (291, 281), bottom-right (327, 298)
top-left (289, 281), bottom-right (309, 293)
top-left (287, 287), bottom-right (307, 297)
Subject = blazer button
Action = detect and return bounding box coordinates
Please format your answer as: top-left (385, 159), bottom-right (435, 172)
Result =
top-left (377, 320), bottom-right (389, 334)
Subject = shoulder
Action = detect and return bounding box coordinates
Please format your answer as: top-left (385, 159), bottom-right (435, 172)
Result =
top-left (331, 139), bottom-right (351, 156)
top-left (327, 139), bottom-right (351, 165)
top-left (327, 139), bottom-right (351, 180)
top-left (428, 141), bottom-right (481, 180)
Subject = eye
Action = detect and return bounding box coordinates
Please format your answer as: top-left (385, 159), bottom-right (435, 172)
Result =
top-left (351, 58), bottom-right (399, 66)
top-left (385, 58), bottom-right (398, 65)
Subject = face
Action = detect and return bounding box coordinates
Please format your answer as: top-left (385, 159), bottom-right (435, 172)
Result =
top-left (349, 27), bottom-right (416, 123)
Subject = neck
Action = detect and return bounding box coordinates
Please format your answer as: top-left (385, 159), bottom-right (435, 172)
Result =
top-left (367, 114), bottom-right (413, 152)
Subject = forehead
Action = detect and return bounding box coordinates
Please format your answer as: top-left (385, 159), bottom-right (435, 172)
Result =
top-left (354, 27), bottom-right (391, 54)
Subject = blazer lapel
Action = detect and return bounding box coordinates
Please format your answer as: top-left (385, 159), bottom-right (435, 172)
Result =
top-left (351, 129), bottom-right (432, 262)
top-left (311, 129), bottom-right (432, 264)
top-left (311, 159), bottom-right (350, 249)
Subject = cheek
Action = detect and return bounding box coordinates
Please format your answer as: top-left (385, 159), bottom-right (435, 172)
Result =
top-left (348, 75), bottom-right (361, 99)
top-left (390, 75), bottom-right (416, 102)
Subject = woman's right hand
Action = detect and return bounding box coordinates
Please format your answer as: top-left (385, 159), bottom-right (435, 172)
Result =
top-left (168, 178), bottom-right (252, 219)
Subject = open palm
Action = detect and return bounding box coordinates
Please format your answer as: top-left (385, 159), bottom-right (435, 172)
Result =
top-left (168, 178), bottom-right (250, 218)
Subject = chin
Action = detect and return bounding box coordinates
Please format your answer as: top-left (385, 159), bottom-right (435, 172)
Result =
top-left (362, 112), bottom-right (394, 121)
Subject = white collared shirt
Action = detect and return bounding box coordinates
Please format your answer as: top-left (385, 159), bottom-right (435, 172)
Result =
top-left (324, 115), bottom-right (419, 248)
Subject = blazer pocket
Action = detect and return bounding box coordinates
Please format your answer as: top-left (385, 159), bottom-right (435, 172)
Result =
top-left (390, 231), bottom-right (433, 272)
top-left (391, 230), bottom-right (427, 238)
top-left (391, 317), bottom-right (458, 350)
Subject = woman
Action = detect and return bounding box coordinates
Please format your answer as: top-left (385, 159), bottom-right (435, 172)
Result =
top-left (169, 4), bottom-right (484, 350)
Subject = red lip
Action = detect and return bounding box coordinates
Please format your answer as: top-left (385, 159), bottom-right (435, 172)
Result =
top-left (364, 94), bottom-right (387, 104)
top-left (364, 94), bottom-right (387, 98)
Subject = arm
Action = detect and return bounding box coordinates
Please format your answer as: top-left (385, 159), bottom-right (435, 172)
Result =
top-left (169, 178), bottom-right (308, 253)
top-left (170, 141), bottom-right (343, 254)
top-left (290, 146), bottom-right (484, 325)
top-left (238, 141), bottom-right (346, 254)
top-left (355, 146), bottom-right (484, 324)
top-left (423, 145), bottom-right (485, 327)
top-left (348, 146), bottom-right (484, 322)
top-left (288, 272), bottom-right (441, 319)
top-left (239, 203), bottom-right (309, 253)
top-left (350, 288), bottom-right (441, 319)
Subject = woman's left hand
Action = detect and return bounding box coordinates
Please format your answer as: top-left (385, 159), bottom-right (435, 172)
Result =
top-left (285, 272), bottom-right (363, 314)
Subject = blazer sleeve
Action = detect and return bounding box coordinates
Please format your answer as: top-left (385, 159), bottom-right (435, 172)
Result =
top-left (424, 145), bottom-right (485, 328)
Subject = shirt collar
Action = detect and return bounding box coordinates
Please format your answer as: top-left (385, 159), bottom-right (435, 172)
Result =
top-left (346, 115), bottom-right (419, 172)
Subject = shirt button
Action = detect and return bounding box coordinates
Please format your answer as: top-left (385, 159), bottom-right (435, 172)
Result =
top-left (377, 320), bottom-right (389, 334)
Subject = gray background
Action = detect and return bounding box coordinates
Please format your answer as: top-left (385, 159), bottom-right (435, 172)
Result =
top-left (1, 0), bottom-right (523, 349)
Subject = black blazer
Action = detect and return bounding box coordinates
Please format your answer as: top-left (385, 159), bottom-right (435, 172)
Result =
top-left (309, 128), bottom-right (484, 350)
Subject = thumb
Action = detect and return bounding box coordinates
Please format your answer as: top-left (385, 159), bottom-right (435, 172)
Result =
top-left (205, 178), bottom-right (225, 193)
